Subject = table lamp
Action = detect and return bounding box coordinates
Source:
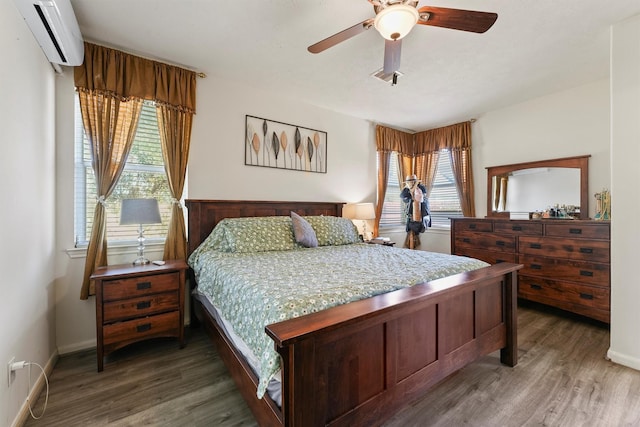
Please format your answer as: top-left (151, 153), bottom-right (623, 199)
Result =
top-left (343, 202), bottom-right (376, 241)
top-left (120, 198), bottom-right (162, 265)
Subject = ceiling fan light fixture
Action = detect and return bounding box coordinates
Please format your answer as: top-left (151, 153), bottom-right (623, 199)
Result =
top-left (374, 4), bottom-right (419, 41)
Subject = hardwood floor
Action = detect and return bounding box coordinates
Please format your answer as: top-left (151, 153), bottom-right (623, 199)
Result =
top-left (25, 303), bottom-right (640, 427)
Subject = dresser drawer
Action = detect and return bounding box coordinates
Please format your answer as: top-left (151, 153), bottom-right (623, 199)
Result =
top-left (493, 221), bottom-right (543, 235)
top-left (519, 255), bottom-right (609, 286)
top-left (544, 223), bottom-right (610, 239)
top-left (103, 292), bottom-right (179, 323)
top-left (518, 236), bottom-right (610, 262)
top-left (453, 219), bottom-right (493, 232)
top-left (102, 272), bottom-right (179, 301)
top-left (454, 248), bottom-right (517, 265)
top-left (454, 232), bottom-right (515, 252)
top-left (103, 311), bottom-right (180, 347)
top-left (519, 275), bottom-right (610, 311)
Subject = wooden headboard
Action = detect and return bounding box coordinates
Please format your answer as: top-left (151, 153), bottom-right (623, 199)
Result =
top-left (184, 199), bottom-right (344, 256)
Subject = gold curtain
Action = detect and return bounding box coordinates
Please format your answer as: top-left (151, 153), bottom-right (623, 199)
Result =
top-left (451, 148), bottom-right (475, 217)
top-left (157, 105), bottom-right (194, 261)
top-left (75, 42), bottom-right (197, 300)
top-left (374, 151), bottom-right (391, 237)
top-left (77, 93), bottom-right (143, 299)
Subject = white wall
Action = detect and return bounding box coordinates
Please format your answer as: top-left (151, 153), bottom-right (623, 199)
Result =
top-left (1, 2), bottom-right (57, 425)
top-left (53, 71), bottom-right (377, 353)
top-left (608, 14), bottom-right (640, 370)
top-left (473, 79), bottom-right (611, 219)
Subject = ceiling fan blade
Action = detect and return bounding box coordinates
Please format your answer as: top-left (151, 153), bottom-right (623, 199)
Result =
top-left (383, 39), bottom-right (402, 74)
top-left (417, 6), bottom-right (497, 33)
top-left (308, 19), bottom-right (374, 54)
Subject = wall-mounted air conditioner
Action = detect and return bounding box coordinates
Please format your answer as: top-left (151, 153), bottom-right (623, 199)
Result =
top-left (14, 0), bottom-right (84, 66)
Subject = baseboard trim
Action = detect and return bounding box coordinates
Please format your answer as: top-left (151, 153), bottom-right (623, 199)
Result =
top-left (606, 348), bottom-right (640, 372)
top-left (10, 350), bottom-right (58, 427)
top-left (57, 338), bottom-right (96, 355)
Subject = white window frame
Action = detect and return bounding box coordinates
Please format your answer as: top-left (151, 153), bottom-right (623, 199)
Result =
top-left (379, 149), bottom-right (463, 231)
top-left (73, 95), bottom-right (171, 248)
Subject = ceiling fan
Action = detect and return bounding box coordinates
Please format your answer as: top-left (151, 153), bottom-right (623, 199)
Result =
top-left (308, 0), bottom-right (498, 82)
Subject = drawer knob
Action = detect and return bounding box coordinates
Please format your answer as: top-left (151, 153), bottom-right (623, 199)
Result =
top-left (529, 243), bottom-right (542, 249)
top-left (530, 284), bottom-right (542, 290)
top-left (579, 247), bottom-right (593, 254)
top-left (531, 264), bottom-right (542, 270)
top-left (580, 293), bottom-right (594, 300)
top-left (496, 241), bottom-right (505, 246)
top-left (512, 225), bottom-right (522, 231)
top-left (463, 238), bottom-right (471, 243)
top-left (469, 224), bottom-right (476, 229)
top-left (580, 270), bottom-right (594, 277)
top-left (137, 301), bottom-right (151, 310)
top-left (137, 281), bottom-right (151, 290)
top-left (496, 259), bottom-right (505, 264)
top-left (137, 323), bottom-right (152, 333)
top-left (569, 228), bottom-right (582, 234)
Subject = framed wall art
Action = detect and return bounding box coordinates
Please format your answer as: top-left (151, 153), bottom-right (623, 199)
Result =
top-left (245, 115), bottom-right (327, 173)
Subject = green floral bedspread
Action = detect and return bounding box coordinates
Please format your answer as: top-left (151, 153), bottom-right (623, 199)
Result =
top-left (189, 243), bottom-right (488, 398)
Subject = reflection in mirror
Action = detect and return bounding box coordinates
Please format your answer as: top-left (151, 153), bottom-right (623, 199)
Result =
top-left (494, 168), bottom-right (580, 213)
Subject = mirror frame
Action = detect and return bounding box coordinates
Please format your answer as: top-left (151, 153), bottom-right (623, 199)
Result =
top-left (486, 155), bottom-right (590, 219)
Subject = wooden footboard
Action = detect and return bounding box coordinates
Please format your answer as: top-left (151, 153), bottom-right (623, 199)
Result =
top-left (266, 262), bottom-right (520, 427)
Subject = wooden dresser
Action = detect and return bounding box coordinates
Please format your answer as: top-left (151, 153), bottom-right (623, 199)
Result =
top-left (92, 260), bottom-right (188, 371)
top-left (451, 218), bottom-right (610, 323)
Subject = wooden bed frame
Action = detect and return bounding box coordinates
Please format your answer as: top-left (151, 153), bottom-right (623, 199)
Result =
top-left (186, 199), bottom-right (522, 427)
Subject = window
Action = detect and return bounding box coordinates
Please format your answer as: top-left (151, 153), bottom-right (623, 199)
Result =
top-left (74, 95), bottom-right (172, 246)
top-left (378, 152), bottom-right (404, 228)
top-left (429, 150), bottom-right (462, 227)
top-left (379, 150), bottom-right (462, 229)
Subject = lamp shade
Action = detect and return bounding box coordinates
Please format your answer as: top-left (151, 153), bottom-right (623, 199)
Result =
top-left (120, 198), bottom-right (162, 225)
top-left (374, 4), bottom-right (419, 41)
top-left (343, 202), bottom-right (376, 220)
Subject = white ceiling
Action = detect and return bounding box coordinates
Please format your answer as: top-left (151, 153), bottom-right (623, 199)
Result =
top-left (70, 0), bottom-right (640, 132)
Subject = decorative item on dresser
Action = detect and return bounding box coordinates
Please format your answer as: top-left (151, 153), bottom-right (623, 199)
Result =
top-left (451, 218), bottom-right (610, 323)
top-left (91, 260), bottom-right (188, 371)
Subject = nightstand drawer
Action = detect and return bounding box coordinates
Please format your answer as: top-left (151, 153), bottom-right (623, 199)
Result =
top-left (102, 272), bottom-right (179, 301)
top-left (103, 292), bottom-right (179, 323)
top-left (103, 311), bottom-right (180, 346)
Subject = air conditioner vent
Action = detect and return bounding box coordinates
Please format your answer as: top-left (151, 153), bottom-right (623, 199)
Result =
top-left (14, 0), bottom-right (84, 66)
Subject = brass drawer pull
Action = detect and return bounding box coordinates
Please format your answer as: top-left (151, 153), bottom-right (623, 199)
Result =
top-left (137, 301), bottom-right (151, 310)
top-left (580, 293), bottom-right (594, 300)
top-left (529, 243), bottom-right (542, 249)
top-left (530, 264), bottom-right (542, 270)
top-left (137, 281), bottom-right (151, 290)
top-left (579, 247), bottom-right (593, 254)
top-left (530, 284), bottom-right (542, 290)
top-left (137, 323), bottom-right (151, 333)
top-left (580, 270), bottom-right (594, 277)
top-left (512, 225), bottom-right (522, 231)
top-left (569, 228), bottom-right (582, 234)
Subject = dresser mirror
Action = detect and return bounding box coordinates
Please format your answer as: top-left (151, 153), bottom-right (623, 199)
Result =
top-left (486, 155), bottom-right (590, 219)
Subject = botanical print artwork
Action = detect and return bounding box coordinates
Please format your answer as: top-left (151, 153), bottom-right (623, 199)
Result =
top-left (245, 115), bottom-right (327, 173)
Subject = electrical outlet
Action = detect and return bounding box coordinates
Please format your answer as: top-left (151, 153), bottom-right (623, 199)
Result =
top-left (7, 357), bottom-right (15, 386)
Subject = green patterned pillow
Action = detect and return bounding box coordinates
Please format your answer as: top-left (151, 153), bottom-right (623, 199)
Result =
top-left (304, 216), bottom-right (360, 246)
top-left (215, 216), bottom-right (297, 253)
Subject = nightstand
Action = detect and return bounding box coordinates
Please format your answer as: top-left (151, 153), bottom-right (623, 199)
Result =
top-left (367, 240), bottom-right (396, 247)
top-left (91, 260), bottom-right (188, 371)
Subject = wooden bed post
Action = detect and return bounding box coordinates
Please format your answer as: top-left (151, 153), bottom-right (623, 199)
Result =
top-left (501, 268), bottom-right (518, 367)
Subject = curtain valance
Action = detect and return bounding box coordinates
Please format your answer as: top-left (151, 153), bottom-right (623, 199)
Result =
top-left (74, 42), bottom-right (197, 113)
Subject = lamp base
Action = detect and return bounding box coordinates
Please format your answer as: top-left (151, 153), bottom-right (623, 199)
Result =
top-left (132, 256), bottom-right (151, 266)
